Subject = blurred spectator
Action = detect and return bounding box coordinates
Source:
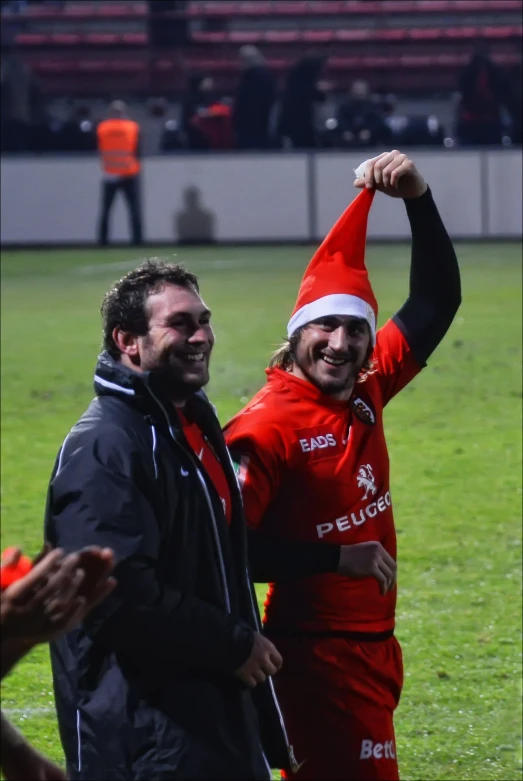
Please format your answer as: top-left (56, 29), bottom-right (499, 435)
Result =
top-left (96, 100), bottom-right (143, 246)
top-left (191, 99), bottom-right (235, 151)
top-left (0, 47), bottom-right (45, 153)
top-left (149, 0), bottom-right (188, 47)
top-left (181, 74), bottom-right (216, 150)
top-left (507, 62), bottom-right (522, 145)
top-left (456, 46), bottom-right (511, 146)
top-left (0, 1), bottom-right (28, 9)
top-left (57, 104), bottom-right (97, 153)
top-left (278, 55), bottom-right (329, 149)
top-left (161, 119), bottom-right (184, 152)
top-left (233, 45), bottom-right (276, 150)
top-left (336, 80), bottom-right (391, 148)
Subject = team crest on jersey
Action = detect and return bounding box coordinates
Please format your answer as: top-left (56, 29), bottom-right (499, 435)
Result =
top-left (357, 463), bottom-right (377, 500)
top-left (352, 396), bottom-right (376, 425)
top-left (231, 455), bottom-right (249, 487)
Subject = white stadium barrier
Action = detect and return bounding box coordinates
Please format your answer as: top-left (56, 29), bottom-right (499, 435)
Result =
top-left (1, 150), bottom-right (521, 245)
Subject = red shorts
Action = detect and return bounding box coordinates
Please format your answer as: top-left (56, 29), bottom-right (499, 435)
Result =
top-left (270, 634), bottom-right (403, 781)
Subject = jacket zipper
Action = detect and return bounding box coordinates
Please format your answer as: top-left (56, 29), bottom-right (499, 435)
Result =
top-left (194, 469), bottom-right (231, 613)
top-left (145, 387), bottom-right (231, 614)
top-left (146, 388), bottom-right (284, 776)
top-left (227, 449), bottom-right (297, 772)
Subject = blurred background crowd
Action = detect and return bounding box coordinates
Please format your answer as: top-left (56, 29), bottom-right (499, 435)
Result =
top-left (1, 0), bottom-right (521, 155)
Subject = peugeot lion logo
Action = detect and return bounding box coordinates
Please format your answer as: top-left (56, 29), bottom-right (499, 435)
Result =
top-left (357, 464), bottom-right (377, 500)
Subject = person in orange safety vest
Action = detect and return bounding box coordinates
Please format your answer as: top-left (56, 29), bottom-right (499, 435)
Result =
top-left (96, 100), bottom-right (143, 246)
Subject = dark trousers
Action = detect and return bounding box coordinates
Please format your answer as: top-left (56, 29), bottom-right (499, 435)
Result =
top-left (98, 175), bottom-right (143, 246)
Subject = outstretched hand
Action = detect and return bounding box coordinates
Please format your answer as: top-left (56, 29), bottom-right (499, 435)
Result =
top-left (1, 545), bottom-right (116, 644)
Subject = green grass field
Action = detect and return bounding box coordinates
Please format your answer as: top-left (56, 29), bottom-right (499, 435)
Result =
top-left (1, 242), bottom-right (522, 781)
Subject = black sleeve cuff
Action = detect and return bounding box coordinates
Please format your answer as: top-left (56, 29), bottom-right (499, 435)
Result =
top-left (247, 528), bottom-right (341, 583)
top-left (403, 185), bottom-right (434, 214)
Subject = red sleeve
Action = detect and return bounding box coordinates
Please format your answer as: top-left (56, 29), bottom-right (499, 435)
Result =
top-left (225, 423), bottom-right (285, 530)
top-left (374, 318), bottom-right (423, 406)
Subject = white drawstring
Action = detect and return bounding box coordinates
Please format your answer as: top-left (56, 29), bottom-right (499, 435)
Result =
top-left (150, 423), bottom-right (159, 480)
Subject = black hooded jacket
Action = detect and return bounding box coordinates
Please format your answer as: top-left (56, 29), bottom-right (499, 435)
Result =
top-left (44, 353), bottom-right (296, 780)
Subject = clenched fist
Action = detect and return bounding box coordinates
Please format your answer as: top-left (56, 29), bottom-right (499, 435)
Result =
top-left (337, 541), bottom-right (397, 595)
top-left (354, 150), bottom-right (428, 200)
top-left (234, 631), bottom-right (283, 688)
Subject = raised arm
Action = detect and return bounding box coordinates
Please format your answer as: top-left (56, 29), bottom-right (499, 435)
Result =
top-left (354, 150), bottom-right (461, 366)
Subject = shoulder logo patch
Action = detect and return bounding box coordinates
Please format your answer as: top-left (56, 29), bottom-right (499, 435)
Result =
top-left (352, 396), bottom-right (376, 425)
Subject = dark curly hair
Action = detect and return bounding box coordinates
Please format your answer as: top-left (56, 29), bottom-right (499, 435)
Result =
top-left (101, 258), bottom-right (199, 360)
top-left (269, 326), bottom-right (377, 384)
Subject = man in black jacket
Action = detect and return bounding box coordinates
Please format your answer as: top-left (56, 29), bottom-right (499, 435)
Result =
top-left (44, 261), bottom-right (293, 780)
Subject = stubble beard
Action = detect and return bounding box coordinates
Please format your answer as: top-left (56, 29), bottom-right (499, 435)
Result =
top-left (145, 345), bottom-right (211, 400)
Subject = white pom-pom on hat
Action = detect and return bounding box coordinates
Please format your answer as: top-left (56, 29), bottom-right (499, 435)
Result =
top-left (353, 158), bottom-right (373, 180)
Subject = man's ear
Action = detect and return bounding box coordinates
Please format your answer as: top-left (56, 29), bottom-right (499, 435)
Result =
top-left (112, 327), bottom-right (140, 362)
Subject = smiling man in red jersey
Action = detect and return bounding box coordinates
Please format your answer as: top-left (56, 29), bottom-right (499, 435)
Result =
top-left (225, 151), bottom-right (462, 780)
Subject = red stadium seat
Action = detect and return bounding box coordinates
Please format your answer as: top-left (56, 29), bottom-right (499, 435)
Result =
top-left (328, 56), bottom-right (364, 69)
top-left (228, 31), bottom-right (264, 43)
top-left (237, 1), bottom-right (272, 13)
top-left (84, 33), bottom-right (120, 45)
top-left (328, 53), bottom-right (472, 70)
top-left (179, 0), bottom-right (523, 12)
top-left (154, 59), bottom-right (175, 72)
top-left (121, 33), bottom-right (149, 44)
top-left (9, 0), bottom-right (521, 19)
top-left (187, 1), bottom-right (235, 15)
top-left (409, 27), bottom-right (447, 39)
top-left (97, 3), bottom-right (147, 16)
top-left (307, 1), bottom-right (345, 11)
top-left (63, 3), bottom-right (96, 15)
top-left (191, 31), bottom-right (229, 43)
top-left (340, 1), bottom-right (382, 12)
top-left (14, 31), bottom-right (149, 47)
top-left (14, 33), bottom-right (50, 46)
top-left (22, 4), bottom-right (66, 16)
top-left (379, 1), bottom-right (421, 10)
top-left (414, 1), bottom-right (451, 10)
top-left (106, 59), bottom-right (147, 72)
top-left (21, 1), bottom-right (148, 18)
top-left (186, 23), bottom-right (521, 47)
top-left (301, 30), bottom-right (335, 43)
top-left (451, 0), bottom-right (521, 9)
top-left (33, 60), bottom-right (70, 73)
top-left (272, 1), bottom-right (309, 13)
top-left (51, 33), bottom-right (82, 45)
top-left (78, 60), bottom-right (109, 72)
top-left (263, 30), bottom-right (301, 42)
top-left (445, 26), bottom-right (480, 38)
top-left (376, 29), bottom-right (409, 40)
top-left (482, 24), bottom-right (523, 37)
top-left (334, 29), bottom-right (372, 41)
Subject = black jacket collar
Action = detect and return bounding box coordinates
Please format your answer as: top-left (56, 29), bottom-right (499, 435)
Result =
top-left (93, 353), bottom-right (226, 461)
top-left (94, 351), bottom-right (168, 406)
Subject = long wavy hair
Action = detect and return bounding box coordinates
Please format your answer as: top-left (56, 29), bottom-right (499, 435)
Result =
top-left (268, 325), bottom-right (377, 384)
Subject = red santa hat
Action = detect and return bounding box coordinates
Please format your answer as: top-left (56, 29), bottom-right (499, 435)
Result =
top-left (287, 184), bottom-right (377, 344)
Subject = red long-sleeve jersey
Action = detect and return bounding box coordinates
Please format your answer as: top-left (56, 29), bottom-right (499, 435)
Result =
top-left (224, 318), bottom-right (422, 634)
